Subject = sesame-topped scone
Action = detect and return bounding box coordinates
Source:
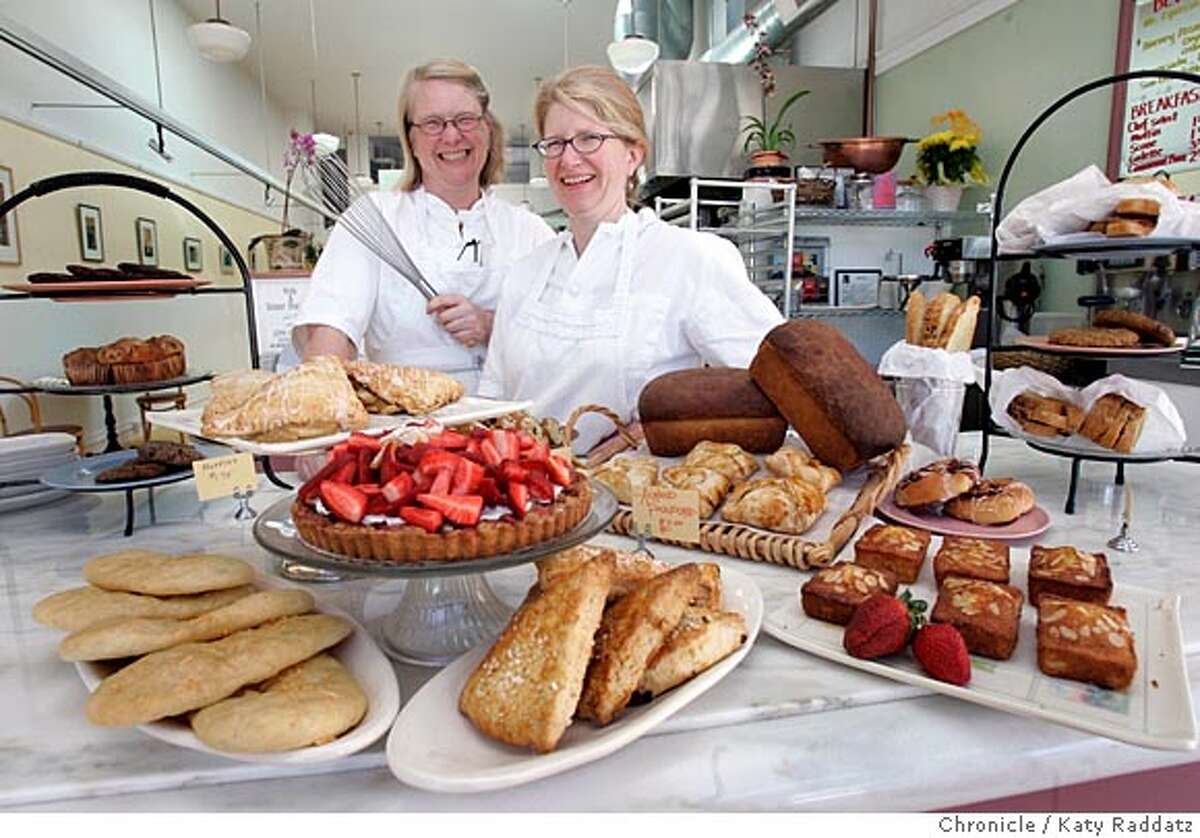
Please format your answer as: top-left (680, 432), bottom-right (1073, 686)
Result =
top-left (931, 577), bottom-right (1024, 660)
top-left (854, 523), bottom-right (931, 584)
top-left (1028, 545), bottom-right (1112, 607)
top-left (1036, 595), bottom-right (1136, 690)
top-left (933, 536), bottom-right (1010, 586)
top-left (800, 563), bottom-right (899, 626)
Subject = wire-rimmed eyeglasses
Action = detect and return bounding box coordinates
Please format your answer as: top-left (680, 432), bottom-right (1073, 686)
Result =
top-left (531, 133), bottom-right (622, 158)
top-left (409, 113), bottom-right (484, 137)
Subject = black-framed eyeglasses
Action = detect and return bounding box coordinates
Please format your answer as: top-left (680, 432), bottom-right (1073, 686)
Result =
top-left (531, 133), bottom-right (622, 158)
top-left (409, 113), bottom-right (484, 137)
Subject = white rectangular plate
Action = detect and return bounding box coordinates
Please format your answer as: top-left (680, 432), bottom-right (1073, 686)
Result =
top-left (74, 574), bottom-right (400, 763)
top-left (147, 396), bottom-right (534, 456)
top-left (386, 565), bottom-right (763, 793)
top-left (763, 547), bottom-right (1197, 751)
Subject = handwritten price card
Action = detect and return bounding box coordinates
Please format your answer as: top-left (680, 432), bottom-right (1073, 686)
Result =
top-left (192, 453), bottom-right (258, 501)
top-left (631, 484), bottom-right (701, 544)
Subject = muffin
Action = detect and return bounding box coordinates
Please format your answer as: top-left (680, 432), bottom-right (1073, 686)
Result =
top-left (98, 335), bottom-right (186, 384)
top-left (62, 347), bottom-right (110, 386)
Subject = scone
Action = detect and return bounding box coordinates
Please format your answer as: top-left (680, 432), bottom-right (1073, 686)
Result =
top-left (943, 479), bottom-right (1035, 525)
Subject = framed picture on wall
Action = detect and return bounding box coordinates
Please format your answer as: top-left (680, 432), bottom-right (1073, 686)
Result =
top-left (218, 243), bottom-right (235, 275)
top-left (0, 165), bottom-right (20, 265)
top-left (136, 217), bottom-right (158, 266)
top-left (76, 204), bottom-right (104, 262)
top-left (183, 236), bottom-right (203, 272)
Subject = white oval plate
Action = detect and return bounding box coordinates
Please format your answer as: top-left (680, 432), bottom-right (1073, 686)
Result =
top-left (75, 575), bottom-right (400, 764)
top-left (386, 565), bottom-right (763, 793)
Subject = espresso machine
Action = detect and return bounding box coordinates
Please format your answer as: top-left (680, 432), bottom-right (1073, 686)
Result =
top-left (928, 236), bottom-right (993, 299)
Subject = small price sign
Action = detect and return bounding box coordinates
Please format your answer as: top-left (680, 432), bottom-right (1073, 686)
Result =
top-left (192, 453), bottom-right (258, 501)
top-left (631, 484), bottom-right (700, 545)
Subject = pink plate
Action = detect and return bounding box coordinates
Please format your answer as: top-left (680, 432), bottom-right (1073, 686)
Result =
top-left (876, 494), bottom-right (1052, 540)
top-left (1014, 335), bottom-right (1185, 356)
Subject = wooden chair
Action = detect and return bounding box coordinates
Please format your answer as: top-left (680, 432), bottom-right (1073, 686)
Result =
top-left (136, 389), bottom-right (188, 443)
top-left (0, 376), bottom-right (86, 454)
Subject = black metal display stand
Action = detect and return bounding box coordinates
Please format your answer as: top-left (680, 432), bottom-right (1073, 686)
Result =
top-left (0, 171), bottom-right (292, 491)
top-left (980, 70), bottom-right (1200, 514)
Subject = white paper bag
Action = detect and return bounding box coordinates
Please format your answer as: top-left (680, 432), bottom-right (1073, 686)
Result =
top-left (879, 341), bottom-right (977, 456)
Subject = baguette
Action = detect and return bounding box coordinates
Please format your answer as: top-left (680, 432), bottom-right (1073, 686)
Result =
top-left (904, 290), bottom-right (926, 345)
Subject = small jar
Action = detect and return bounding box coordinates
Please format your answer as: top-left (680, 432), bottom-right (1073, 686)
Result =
top-left (896, 180), bottom-right (925, 213)
top-left (851, 174), bottom-right (874, 210)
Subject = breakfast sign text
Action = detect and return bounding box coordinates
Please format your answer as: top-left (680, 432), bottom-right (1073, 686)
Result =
top-left (632, 485), bottom-right (701, 545)
top-left (1121, 0), bottom-right (1200, 175)
top-left (193, 453), bottom-right (258, 501)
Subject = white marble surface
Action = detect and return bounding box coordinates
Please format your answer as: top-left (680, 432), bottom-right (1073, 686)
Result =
top-left (1, 434), bottom-right (1198, 811)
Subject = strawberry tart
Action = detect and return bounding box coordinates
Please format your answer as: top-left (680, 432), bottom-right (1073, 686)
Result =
top-left (291, 426), bottom-right (592, 562)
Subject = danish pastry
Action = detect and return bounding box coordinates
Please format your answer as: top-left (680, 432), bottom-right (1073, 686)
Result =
top-left (893, 459), bottom-right (979, 508)
top-left (658, 466), bottom-right (732, 519)
top-left (682, 440), bottom-right (758, 482)
top-left (943, 478), bottom-right (1035, 525)
top-left (720, 476), bottom-right (826, 535)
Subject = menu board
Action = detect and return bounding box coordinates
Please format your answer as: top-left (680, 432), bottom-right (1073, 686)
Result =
top-left (1118, 0), bottom-right (1200, 176)
top-left (251, 272), bottom-right (310, 370)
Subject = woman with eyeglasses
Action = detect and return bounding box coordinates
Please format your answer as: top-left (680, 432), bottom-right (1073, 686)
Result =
top-left (292, 59), bottom-right (553, 389)
top-left (479, 65), bottom-right (783, 451)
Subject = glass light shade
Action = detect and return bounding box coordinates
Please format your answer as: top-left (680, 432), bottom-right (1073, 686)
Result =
top-left (606, 35), bottom-right (660, 75)
top-left (187, 20), bottom-right (252, 63)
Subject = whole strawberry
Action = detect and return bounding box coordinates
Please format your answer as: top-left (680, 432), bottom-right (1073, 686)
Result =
top-left (843, 590), bottom-right (927, 659)
top-left (913, 623), bottom-right (972, 686)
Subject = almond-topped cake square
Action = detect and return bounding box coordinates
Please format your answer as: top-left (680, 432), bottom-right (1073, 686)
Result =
top-left (801, 563), bottom-right (899, 625)
top-left (1028, 545), bottom-right (1112, 607)
top-left (1036, 595), bottom-right (1137, 690)
top-left (933, 537), bottom-right (1010, 586)
top-left (931, 577), bottom-right (1024, 660)
top-left (854, 524), bottom-right (931, 584)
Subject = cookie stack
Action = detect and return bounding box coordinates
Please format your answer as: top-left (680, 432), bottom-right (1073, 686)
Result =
top-left (94, 441), bottom-right (203, 484)
top-left (32, 550), bottom-right (367, 753)
top-left (1048, 309), bottom-right (1176, 349)
top-left (893, 458), bottom-right (1035, 526)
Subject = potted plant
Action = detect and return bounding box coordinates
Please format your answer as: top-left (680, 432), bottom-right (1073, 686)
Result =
top-left (739, 12), bottom-right (809, 172)
top-left (913, 109), bottom-right (989, 212)
top-left (257, 129), bottom-right (315, 273)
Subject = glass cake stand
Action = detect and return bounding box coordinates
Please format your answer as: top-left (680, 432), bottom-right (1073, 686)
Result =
top-left (252, 484), bottom-right (617, 666)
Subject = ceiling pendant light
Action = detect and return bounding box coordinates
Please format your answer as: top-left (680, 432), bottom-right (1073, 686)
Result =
top-left (607, 33), bottom-right (660, 76)
top-left (188, 0), bottom-right (252, 63)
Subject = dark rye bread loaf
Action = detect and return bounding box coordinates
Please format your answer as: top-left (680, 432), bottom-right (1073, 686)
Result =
top-left (637, 368), bottom-right (787, 456)
top-left (749, 321), bottom-right (906, 472)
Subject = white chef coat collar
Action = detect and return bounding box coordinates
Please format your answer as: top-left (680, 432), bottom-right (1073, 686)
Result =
top-left (416, 185), bottom-right (488, 221)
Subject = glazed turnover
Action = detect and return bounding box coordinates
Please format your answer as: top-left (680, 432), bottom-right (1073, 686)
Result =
top-left (291, 426), bottom-right (591, 562)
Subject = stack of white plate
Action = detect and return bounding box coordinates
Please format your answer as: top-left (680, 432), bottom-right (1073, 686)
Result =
top-left (0, 433), bottom-right (77, 514)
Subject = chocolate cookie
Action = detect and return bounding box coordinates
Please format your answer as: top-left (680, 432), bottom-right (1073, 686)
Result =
top-left (1093, 309), bottom-right (1176, 347)
top-left (94, 461), bottom-right (168, 483)
top-left (137, 441), bottom-right (202, 467)
top-left (1048, 327), bottom-right (1140, 348)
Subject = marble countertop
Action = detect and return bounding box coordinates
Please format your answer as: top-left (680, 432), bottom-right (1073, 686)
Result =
top-left (1, 434), bottom-right (1197, 811)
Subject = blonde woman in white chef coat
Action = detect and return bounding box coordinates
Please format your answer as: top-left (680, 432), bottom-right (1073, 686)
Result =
top-left (292, 59), bottom-right (554, 391)
top-left (478, 66), bottom-right (784, 451)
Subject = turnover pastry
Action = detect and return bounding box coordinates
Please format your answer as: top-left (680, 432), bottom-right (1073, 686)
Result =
top-left (201, 355), bottom-right (368, 442)
top-left (682, 440), bottom-right (758, 482)
top-left (763, 446), bottom-right (840, 491)
top-left (341, 359), bottom-right (463, 415)
top-left (659, 466), bottom-right (732, 518)
top-left (1078, 394), bottom-right (1147, 453)
top-left (201, 369), bottom-right (276, 428)
top-left (590, 456), bottom-right (659, 505)
top-left (944, 478), bottom-right (1035, 525)
top-left (720, 476), bottom-right (826, 535)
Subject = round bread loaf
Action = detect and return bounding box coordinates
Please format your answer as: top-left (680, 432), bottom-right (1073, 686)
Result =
top-left (637, 367), bottom-right (787, 456)
top-left (749, 321), bottom-right (907, 472)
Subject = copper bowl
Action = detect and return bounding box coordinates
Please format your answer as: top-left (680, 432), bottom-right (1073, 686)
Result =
top-left (814, 137), bottom-right (914, 174)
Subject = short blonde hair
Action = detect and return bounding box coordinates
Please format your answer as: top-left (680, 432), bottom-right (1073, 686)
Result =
top-left (396, 59), bottom-right (506, 191)
top-left (534, 65), bottom-right (649, 204)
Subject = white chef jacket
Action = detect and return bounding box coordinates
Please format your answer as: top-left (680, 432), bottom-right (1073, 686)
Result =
top-left (292, 186), bottom-right (553, 390)
top-left (478, 208), bottom-right (784, 451)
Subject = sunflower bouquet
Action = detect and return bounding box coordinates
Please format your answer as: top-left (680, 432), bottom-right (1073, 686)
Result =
top-left (914, 110), bottom-right (989, 187)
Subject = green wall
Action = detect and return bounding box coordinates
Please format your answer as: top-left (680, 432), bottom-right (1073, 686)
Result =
top-left (876, 0), bottom-right (1121, 311)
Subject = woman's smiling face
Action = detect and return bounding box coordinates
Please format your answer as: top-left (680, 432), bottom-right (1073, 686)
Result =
top-left (541, 102), bottom-right (641, 226)
top-left (406, 79), bottom-right (489, 197)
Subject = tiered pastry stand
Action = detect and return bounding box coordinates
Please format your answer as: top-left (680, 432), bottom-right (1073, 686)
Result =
top-left (252, 484), bottom-right (618, 666)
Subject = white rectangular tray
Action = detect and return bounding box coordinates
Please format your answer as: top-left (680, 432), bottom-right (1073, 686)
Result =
top-left (763, 546), bottom-right (1197, 751)
top-left (148, 396), bottom-right (534, 456)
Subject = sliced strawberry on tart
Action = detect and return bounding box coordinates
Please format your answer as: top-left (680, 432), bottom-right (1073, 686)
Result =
top-left (291, 424), bottom-right (592, 562)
